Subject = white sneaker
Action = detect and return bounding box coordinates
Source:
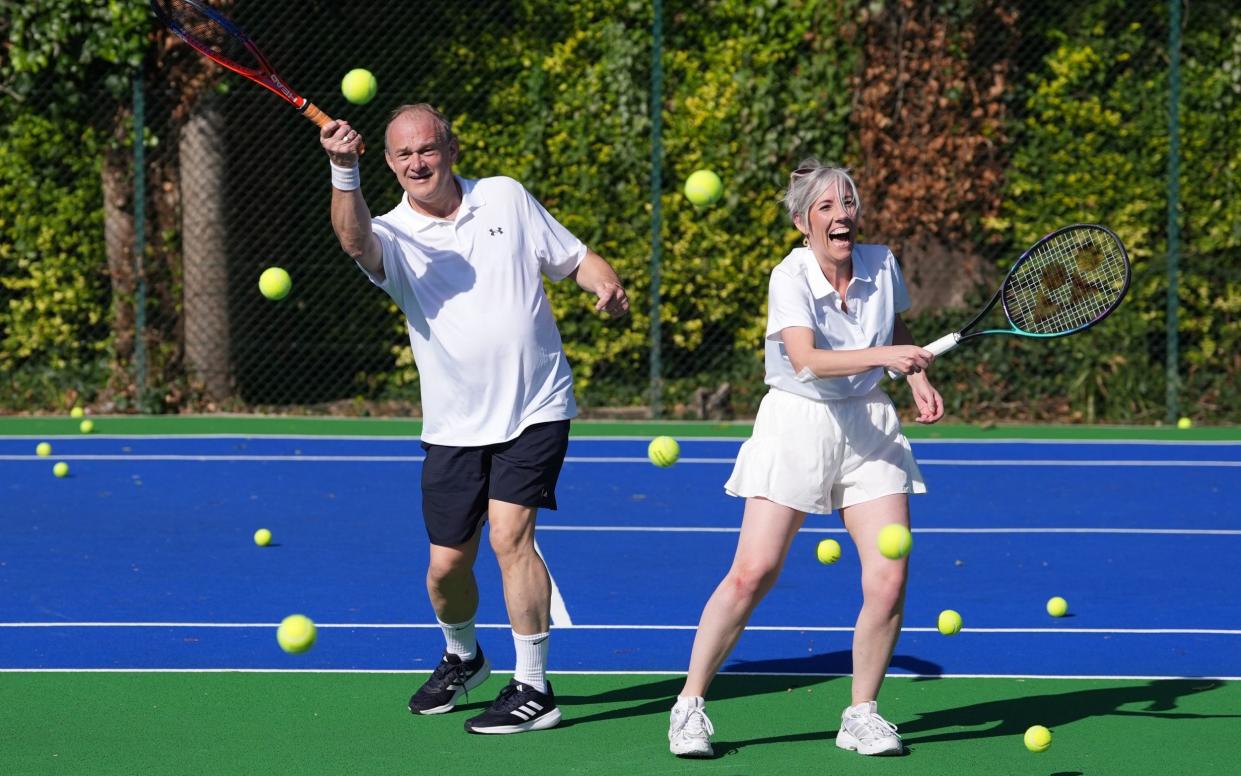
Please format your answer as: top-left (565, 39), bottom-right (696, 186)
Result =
top-left (668, 697), bottom-right (715, 757)
top-left (836, 700), bottom-right (904, 755)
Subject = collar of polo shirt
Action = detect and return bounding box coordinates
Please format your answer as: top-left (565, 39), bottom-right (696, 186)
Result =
top-left (798, 247), bottom-right (874, 299)
top-left (400, 175), bottom-right (486, 231)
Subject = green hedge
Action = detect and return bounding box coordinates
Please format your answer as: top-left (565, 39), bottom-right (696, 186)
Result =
top-left (1, 0), bottom-right (1237, 423)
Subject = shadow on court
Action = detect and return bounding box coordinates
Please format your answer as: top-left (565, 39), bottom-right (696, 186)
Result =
top-left (556, 649), bottom-right (939, 734)
top-left (900, 679), bottom-right (1238, 746)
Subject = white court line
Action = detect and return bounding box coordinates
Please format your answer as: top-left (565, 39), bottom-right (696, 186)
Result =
top-left (4, 433), bottom-right (1239, 446)
top-left (536, 525), bottom-right (1241, 536)
top-left (2, 668), bottom-right (1237, 680)
top-left (2, 453), bottom-right (1239, 467)
top-left (2, 622), bottom-right (1238, 635)
top-left (534, 538), bottom-right (573, 627)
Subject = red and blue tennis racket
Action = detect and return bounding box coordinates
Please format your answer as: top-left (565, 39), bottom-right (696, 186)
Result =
top-left (150, 0), bottom-right (362, 149)
top-left (891, 224), bottom-right (1131, 378)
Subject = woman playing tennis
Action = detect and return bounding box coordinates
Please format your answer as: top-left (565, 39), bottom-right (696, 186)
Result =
top-left (667, 159), bottom-right (944, 758)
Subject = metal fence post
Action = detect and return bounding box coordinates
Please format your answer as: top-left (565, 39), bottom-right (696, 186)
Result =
top-left (133, 73), bottom-right (148, 409)
top-left (1164, 0), bottom-right (1182, 424)
top-left (648, 0), bottom-right (665, 419)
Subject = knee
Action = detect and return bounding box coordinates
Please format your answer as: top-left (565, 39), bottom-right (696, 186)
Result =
top-left (725, 561), bottom-right (780, 604)
top-left (487, 523), bottom-right (534, 562)
top-left (862, 567), bottom-right (907, 614)
top-left (427, 554), bottom-right (471, 586)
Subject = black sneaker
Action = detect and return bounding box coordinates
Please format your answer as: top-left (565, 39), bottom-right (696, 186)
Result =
top-left (408, 645), bottom-right (491, 715)
top-left (464, 679), bottom-right (562, 734)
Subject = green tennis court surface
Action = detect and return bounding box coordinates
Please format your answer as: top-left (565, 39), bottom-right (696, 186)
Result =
top-left (4, 673), bottom-right (1237, 774)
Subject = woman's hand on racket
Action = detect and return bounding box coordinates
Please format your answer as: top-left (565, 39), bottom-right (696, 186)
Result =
top-left (908, 374), bottom-right (944, 424)
top-left (320, 120), bottom-right (363, 166)
top-left (881, 345), bottom-right (934, 376)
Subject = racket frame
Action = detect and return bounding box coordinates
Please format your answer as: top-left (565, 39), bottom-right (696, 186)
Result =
top-left (887, 223), bottom-right (1130, 379)
top-left (150, 0), bottom-right (333, 128)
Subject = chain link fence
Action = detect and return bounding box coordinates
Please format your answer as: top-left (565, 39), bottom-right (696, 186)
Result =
top-left (2, 0), bottom-right (1238, 422)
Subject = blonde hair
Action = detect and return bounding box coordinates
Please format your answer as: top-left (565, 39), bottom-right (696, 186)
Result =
top-left (782, 158), bottom-right (862, 228)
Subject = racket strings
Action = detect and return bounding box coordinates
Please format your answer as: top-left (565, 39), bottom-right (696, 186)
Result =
top-left (1003, 228), bottom-right (1128, 335)
top-left (163, 0), bottom-right (262, 74)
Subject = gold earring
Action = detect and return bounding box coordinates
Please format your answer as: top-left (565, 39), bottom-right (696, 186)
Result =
top-left (802, 235), bottom-right (809, 247)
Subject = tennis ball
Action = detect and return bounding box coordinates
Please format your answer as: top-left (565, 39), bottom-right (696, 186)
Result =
top-left (937, 609), bottom-right (963, 636)
top-left (258, 267), bottom-right (292, 301)
top-left (648, 436), bottom-right (681, 467)
top-left (254, 528), bottom-right (272, 547)
top-left (277, 614), bottom-right (317, 654)
top-left (1177, 417), bottom-right (1192, 430)
top-left (36, 442), bottom-right (52, 457)
top-left (684, 169), bottom-right (723, 207)
top-left (816, 538), bottom-right (842, 565)
top-left (876, 523), bottom-right (913, 560)
top-left (1023, 724), bottom-right (1052, 753)
top-left (341, 68), bottom-right (377, 105)
top-left (70, 406), bottom-right (84, 418)
top-left (79, 419), bottom-right (94, 434)
top-left (1046, 596), bottom-right (1068, 617)
top-left (53, 462), bottom-right (70, 478)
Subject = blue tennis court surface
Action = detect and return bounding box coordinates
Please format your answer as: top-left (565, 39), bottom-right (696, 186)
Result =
top-left (3, 436), bottom-right (1238, 678)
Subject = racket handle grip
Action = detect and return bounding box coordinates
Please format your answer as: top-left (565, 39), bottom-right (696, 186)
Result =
top-left (886, 332), bottom-right (960, 381)
top-left (302, 102), bottom-right (366, 154)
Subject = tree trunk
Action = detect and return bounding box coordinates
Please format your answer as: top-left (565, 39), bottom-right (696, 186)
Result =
top-left (102, 106), bottom-right (137, 401)
top-left (180, 95), bottom-right (232, 401)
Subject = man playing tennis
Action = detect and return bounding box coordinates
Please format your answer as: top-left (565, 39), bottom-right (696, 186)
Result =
top-left (319, 104), bottom-right (628, 734)
top-left (666, 159), bottom-right (942, 758)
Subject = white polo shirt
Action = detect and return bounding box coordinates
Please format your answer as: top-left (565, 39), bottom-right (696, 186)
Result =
top-left (363, 175), bottom-right (586, 446)
top-left (764, 244), bottom-right (911, 400)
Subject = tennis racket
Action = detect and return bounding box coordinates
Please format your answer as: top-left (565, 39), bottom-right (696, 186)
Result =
top-left (889, 223), bottom-right (1131, 379)
top-left (150, 0), bottom-right (362, 150)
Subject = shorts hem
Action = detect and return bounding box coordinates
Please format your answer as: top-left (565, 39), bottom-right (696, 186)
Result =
top-left (723, 486), bottom-right (827, 516)
top-left (835, 483), bottom-right (927, 511)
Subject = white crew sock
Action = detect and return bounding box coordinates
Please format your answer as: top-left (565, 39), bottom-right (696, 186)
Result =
top-left (675, 695), bottom-right (705, 711)
top-left (512, 630), bottom-right (550, 693)
top-left (437, 617), bottom-right (477, 661)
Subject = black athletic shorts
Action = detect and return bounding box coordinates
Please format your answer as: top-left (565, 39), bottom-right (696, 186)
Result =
top-left (419, 420), bottom-right (570, 547)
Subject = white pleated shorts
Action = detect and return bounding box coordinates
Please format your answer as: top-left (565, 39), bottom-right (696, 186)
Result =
top-left (724, 387), bottom-right (926, 514)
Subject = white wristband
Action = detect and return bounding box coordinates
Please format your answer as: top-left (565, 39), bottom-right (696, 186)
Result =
top-left (330, 162), bottom-right (360, 191)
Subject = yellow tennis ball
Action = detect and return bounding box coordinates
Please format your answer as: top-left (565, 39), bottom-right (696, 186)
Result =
top-left (70, 406), bottom-right (84, 418)
top-left (53, 462), bottom-right (70, 478)
top-left (937, 609), bottom-right (962, 636)
top-left (341, 68), bottom-right (377, 105)
top-left (876, 523), bottom-right (912, 559)
top-left (277, 614), bottom-right (317, 654)
top-left (36, 442), bottom-right (52, 457)
top-left (79, 419), bottom-right (94, 434)
top-left (1023, 724), bottom-right (1052, 753)
top-left (648, 436), bottom-right (680, 467)
top-left (258, 267), bottom-right (292, 301)
top-left (816, 539), bottom-right (842, 565)
top-left (684, 169), bottom-right (723, 206)
top-left (1046, 596), bottom-right (1068, 617)
top-left (1177, 417), bottom-right (1192, 430)
top-left (254, 528), bottom-right (272, 547)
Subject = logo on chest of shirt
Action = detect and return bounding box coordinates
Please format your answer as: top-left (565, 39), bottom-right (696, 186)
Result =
top-left (488, 227), bottom-right (504, 236)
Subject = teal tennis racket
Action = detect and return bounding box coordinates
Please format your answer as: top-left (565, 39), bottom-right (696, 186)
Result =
top-left (890, 224), bottom-right (1130, 379)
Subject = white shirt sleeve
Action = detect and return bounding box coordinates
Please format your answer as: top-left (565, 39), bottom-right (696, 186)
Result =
top-left (361, 219), bottom-right (409, 312)
top-left (520, 185), bottom-right (587, 280)
top-left (890, 250), bottom-right (912, 315)
top-left (765, 267), bottom-right (817, 341)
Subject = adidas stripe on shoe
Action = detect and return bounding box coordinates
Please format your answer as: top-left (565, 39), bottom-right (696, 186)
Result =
top-left (464, 679), bottom-right (562, 734)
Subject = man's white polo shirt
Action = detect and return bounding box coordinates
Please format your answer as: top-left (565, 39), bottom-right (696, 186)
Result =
top-left (764, 244), bottom-right (911, 400)
top-left (363, 175), bottom-right (586, 446)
